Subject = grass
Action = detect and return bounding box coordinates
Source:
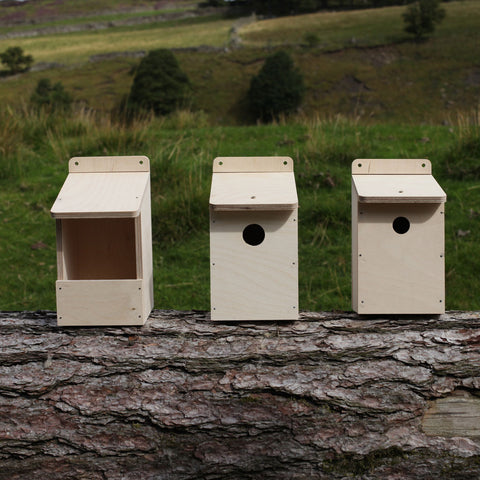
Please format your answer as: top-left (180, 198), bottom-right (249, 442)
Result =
top-left (0, 108), bottom-right (479, 312)
top-left (240, 1), bottom-right (480, 49)
top-left (0, 1), bottom-right (479, 313)
top-left (0, 15), bottom-right (232, 65)
top-left (0, 2), bottom-right (479, 124)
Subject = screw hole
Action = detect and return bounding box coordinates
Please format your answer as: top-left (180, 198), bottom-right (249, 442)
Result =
top-left (219, 161), bottom-right (223, 165)
top-left (74, 161), bottom-right (79, 166)
top-left (283, 161), bottom-right (288, 165)
top-left (358, 163), bottom-right (362, 167)
top-left (139, 160), bottom-right (143, 165)
top-left (422, 163), bottom-right (426, 167)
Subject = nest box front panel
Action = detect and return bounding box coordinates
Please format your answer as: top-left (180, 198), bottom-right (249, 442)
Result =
top-left (356, 203), bottom-right (445, 314)
top-left (210, 210), bottom-right (298, 321)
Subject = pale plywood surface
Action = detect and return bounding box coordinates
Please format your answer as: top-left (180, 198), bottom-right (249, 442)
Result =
top-left (210, 210), bottom-right (298, 321)
top-left (60, 218), bottom-right (137, 280)
top-left (352, 158), bottom-right (431, 175)
top-left (56, 279), bottom-right (145, 326)
top-left (353, 202), bottom-right (445, 314)
top-left (423, 390), bottom-right (480, 438)
top-left (352, 174), bottom-right (446, 203)
top-left (69, 156), bottom-right (149, 173)
top-left (139, 181), bottom-right (154, 319)
top-left (51, 172), bottom-right (150, 218)
top-left (213, 156), bottom-right (293, 173)
top-left (210, 172), bottom-right (298, 211)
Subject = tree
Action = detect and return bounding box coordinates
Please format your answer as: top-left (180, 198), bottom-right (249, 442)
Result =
top-left (403, 0), bottom-right (446, 42)
top-left (127, 49), bottom-right (191, 116)
top-left (0, 46), bottom-right (33, 74)
top-left (30, 78), bottom-right (73, 113)
top-left (247, 50), bottom-right (305, 122)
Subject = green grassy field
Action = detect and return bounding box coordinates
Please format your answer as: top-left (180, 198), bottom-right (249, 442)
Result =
top-left (0, 1), bottom-right (479, 123)
top-left (0, 108), bottom-right (479, 312)
top-left (0, 1), bottom-right (479, 313)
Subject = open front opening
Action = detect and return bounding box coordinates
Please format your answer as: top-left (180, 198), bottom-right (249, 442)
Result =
top-left (61, 218), bottom-right (137, 280)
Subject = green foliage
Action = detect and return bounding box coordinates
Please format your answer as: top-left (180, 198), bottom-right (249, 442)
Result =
top-left (30, 78), bottom-right (73, 113)
top-left (0, 46), bottom-right (33, 74)
top-left (403, 0), bottom-right (446, 42)
top-left (127, 49), bottom-right (191, 116)
top-left (247, 50), bottom-right (305, 122)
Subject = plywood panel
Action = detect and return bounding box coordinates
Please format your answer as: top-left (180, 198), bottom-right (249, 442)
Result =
top-left (213, 156), bottom-right (293, 173)
top-left (69, 156), bottom-right (149, 173)
top-left (210, 172), bottom-right (298, 211)
top-left (352, 158), bottom-right (431, 175)
top-left (51, 172), bottom-right (149, 218)
top-left (351, 180), bottom-right (359, 312)
top-left (56, 279), bottom-right (144, 326)
top-left (210, 210), bottom-right (298, 321)
top-left (61, 218), bottom-right (137, 280)
top-left (140, 181), bottom-right (154, 320)
top-left (354, 203), bottom-right (445, 314)
top-left (352, 174), bottom-right (446, 203)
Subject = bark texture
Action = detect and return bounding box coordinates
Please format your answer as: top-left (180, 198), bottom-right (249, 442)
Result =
top-left (1, 310), bottom-right (479, 479)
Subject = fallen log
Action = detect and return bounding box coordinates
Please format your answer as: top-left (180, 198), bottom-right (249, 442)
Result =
top-left (0, 310), bottom-right (479, 479)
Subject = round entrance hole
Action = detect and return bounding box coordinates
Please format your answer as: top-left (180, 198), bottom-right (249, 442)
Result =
top-left (392, 216), bottom-right (410, 234)
top-left (242, 224), bottom-right (265, 246)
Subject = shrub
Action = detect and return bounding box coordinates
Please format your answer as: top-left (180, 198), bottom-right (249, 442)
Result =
top-left (30, 78), bottom-right (73, 113)
top-left (0, 46), bottom-right (33, 74)
top-left (304, 32), bottom-right (320, 48)
top-left (127, 49), bottom-right (191, 116)
top-left (403, 0), bottom-right (446, 42)
top-left (247, 51), bottom-right (305, 123)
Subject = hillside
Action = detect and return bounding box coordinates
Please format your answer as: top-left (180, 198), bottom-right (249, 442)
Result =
top-left (0, 1), bottom-right (479, 313)
top-left (0, 0), bottom-right (478, 124)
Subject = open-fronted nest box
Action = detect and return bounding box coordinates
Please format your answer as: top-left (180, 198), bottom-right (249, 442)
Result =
top-left (209, 156), bottom-right (298, 321)
top-left (351, 159), bottom-right (447, 315)
top-left (50, 156), bottom-right (153, 326)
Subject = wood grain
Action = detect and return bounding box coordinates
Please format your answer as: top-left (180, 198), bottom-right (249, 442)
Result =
top-left (352, 174), bottom-right (446, 203)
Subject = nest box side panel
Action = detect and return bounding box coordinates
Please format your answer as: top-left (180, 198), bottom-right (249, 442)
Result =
top-left (351, 180), bottom-right (359, 312)
top-left (139, 179), bottom-right (154, 320)
top-left (210, 210), bottom-right (298, 321)
top-left (355, 203), bottom-right (445, 314)
top-left (56, 279), bottom-right (144, 326)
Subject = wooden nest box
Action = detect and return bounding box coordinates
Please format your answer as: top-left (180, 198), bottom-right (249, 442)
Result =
top-left (50, 156), bottom-right (153, 326)
top-left (351, 159), bottom-right (447, 314)
top-left (209, 157), bottom-right (298, 321)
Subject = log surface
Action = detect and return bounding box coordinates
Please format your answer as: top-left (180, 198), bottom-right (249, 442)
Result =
top-left (1, 310), bottom-right (480, 479)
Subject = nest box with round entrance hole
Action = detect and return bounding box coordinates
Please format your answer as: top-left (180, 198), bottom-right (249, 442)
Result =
top-left (351, 158), bottom-right (447, 315)
top-left (209, 157), bottom-right (298, 321)
top-left (50, 156), bottom-right (153, 326)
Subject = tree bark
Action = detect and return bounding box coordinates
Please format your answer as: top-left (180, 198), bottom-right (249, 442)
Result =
top-left (1, 310), bottom-right (479, 479)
